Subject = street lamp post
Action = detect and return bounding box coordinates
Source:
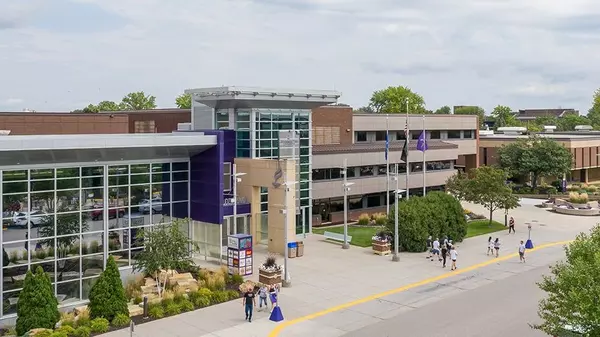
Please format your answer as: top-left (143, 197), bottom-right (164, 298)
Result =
top-left (391, 164), bottom-right (405, 262)
top-left (341, 158), bottom-right (354, 250)
top-left (281, 180), bottom-right (297, 288)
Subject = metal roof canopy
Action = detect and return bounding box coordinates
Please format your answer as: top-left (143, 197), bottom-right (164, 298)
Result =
top-left (185, 86), bottom-right (341, 109)
top-left (0, 133), bottom-right (217, 166)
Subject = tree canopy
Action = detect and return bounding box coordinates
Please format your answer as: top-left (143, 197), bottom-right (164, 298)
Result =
top-left (74, 91), bottom-right (157, 113)
top-left (587, 88), bottom-right (600, 128)
top-left (175, 93), bottom-right (192, 109)
top-left (491, 105), bottom-right (517, 128)
top-left (534, 225), bottom-right (600, 336)
top-left (434, 106), bottom-right (451, 114)
top-left (454, 106), bottom-right (485, 127)
top-left (445, 166), bottom-right (519, 224)
top-left (497, 136), bottom-right (573, 189)
top-left (368, 86), bottom-right (426, 114)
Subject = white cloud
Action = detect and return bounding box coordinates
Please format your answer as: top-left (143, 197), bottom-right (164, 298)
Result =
top-left (0, 0), bottom-right (599, 113)
top-left (3, 98), bottom-right (23, 105)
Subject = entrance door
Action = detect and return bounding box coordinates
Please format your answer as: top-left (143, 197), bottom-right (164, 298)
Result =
top-left (296, 206), bottom-right (310, 236)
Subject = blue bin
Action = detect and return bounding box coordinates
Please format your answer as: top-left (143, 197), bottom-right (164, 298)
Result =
top-left (287, 242), bottom-right (298, 248)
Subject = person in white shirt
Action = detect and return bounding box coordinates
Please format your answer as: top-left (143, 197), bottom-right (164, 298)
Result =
top-left (518, 240), bottom-right (526, 263)
top-left (493, 238), bottom-right (501, 258)
top-left (450, 246), bottom-right (458, 270)
top-left (431, 238), bottom-right (441, 262)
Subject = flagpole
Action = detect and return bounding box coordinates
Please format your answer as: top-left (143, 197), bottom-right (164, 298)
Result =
top-left (386, 114), bottom-right (390, 216)
top-left (405, 99), bottom-right (410, 200)
top-left (422, 114), bottom-right (426, 196)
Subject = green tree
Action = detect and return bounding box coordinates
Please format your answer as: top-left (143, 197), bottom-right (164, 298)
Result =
top-left (557, 114), bottom-right (590, 132)
top-left (434, 106), bottom-right (451, 114)
top-left (445, 166), bottom-right (519, 225)
top-left (354, 106), bottom-right (374, 114)
top-left (491, 105), bottom-right (517, 128)
top-left (454, 106), bottom-right (485, 127)
top-left (175, 93), bottom-right (192, 109)
top-left (82, 104), bottom-right (99, 113)
top-left (39, 210), bottom-right (88, 248)
top-left (120, 91), bottom-right (157, 110)
top-left (16, 267), bottom-right (60, 336)
top-left (533, 225), bottom-right (600, 336)
top-left (497, 136), bottom-right (573, 189)
top-left (132, 219), bottom-right (196, 297)
top-left (88, 256), bottom-right (129, 321)
top-left (368, 86), bottom-right (426, 114)
top-left (587, 88), bottom-right (600, 128)
top-left (96, 100), bottom-right (124, 112)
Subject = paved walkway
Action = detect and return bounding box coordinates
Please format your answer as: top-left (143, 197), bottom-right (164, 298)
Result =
top-left (100, 201), bottom-right (598, 337)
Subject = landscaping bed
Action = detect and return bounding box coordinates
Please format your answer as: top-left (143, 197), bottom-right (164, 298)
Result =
top-left (313, 226), bottom-right (380, 247)
top-left (465, 220), bottom-right (506, 238)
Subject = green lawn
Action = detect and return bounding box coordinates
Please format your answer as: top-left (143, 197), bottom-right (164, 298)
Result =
top-left (313, 219), bottom-right (505, 247)
top-left (465, 220), bottom-right (506, 238)
top-left (312, 226), bottom-right (380, 247)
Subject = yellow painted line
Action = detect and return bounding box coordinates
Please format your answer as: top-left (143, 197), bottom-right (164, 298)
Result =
top-left (268, 240), bottom-right (572, 337)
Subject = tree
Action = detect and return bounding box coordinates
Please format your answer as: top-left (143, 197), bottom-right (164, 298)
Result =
top-left (454, 106), bottom-right (485, 127)
top-left (491, 105), bottom-right (517, 128)
top-left (120, 91), bottom-right (157, 110)
top-left (96, 100), bottom-right (124, 112)
top-left (16, 267), bottom-right (60, 336)
top-left (39, 210), bottom-right (88, 248)
top-left (445, 166), bottom-right (519, 225)
top-left (557, 114), bottom-right (590, 132)
top-left (434, 106), bottom-right (451, 114)
top-left (497, 136), bottom-right (573, 189)
top-left (368, 86), bottom-right (426, 114)
top-left (175, 93), bottom-right (192, 109)
top-left (82, 104), bottom-right (99, 113)
top-left (533, 225), bottom-right (600, 335)
top-left (384, 192), bottom-right (467, 252)
top-left (587, 88), bottom-right (600, 128)
top-left (88, 256), bottom-right (129, 321)
top-left (132, 219), bottom-right (195, 297)
top-left (354, 106), bottom-right (374, 114)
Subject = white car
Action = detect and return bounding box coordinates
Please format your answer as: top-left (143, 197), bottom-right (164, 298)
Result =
top-left (139, 198), bottom-right (162, 214)
top-left (13, 211), bottom-right (48, 228)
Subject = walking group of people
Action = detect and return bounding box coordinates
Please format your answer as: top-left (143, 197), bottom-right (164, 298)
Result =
top-left (427, 236), bottom-right (459, 270)
top-left (242, 284), bottom-right (279, 323)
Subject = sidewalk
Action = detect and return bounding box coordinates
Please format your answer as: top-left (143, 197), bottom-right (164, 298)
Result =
top-left (100, 202), bottom-right (597, 337)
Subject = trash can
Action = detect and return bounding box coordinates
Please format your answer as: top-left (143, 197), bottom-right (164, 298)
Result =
top-left (296, 241), bottom-right (304, 257)
top-left (287, 242), bottom-right (297, 258)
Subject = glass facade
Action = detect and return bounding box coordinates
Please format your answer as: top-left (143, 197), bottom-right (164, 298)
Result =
top-left (0, 161), bottom-right (189, 317)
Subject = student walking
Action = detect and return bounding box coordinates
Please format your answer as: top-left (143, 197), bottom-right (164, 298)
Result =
top-left (508, 217), bottom-right (516, 234)
top-left (441, 243), bottom-right (448, 268)
top-left (519, 240), bottom-right (526, 263)
top-left (494, 238), bottom-right (501, 258)
top-left (242, 287), bottom-right (256, 322)
top-left (426, 236), bottom-right (433, 259)
top-left (487, 236), bottom-right (494, 256)
top-left (431, 238), bottom-right (441, 262)
top-left (450, 246), bottom-right (458, 270)
top-left (258, 284), bottom-right (268, 311)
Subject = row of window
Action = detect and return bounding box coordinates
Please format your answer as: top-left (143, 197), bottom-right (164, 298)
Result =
top-left (355, 130), bottom-right (475, 142)
top-left (313, 161), bottom-right (454, 181)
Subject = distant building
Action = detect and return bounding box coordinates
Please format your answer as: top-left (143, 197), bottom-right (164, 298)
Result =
top-left (514, 108), bottom-right (579, 122)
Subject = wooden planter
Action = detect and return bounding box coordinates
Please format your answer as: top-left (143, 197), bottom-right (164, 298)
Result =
top-left (258, 269), bottom-right (282, 286)
top-left (372, 240), bottom-right (391, 256)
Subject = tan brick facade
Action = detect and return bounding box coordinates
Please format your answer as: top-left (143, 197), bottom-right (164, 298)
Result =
top-left (311, 105), bottom-right (353, 146)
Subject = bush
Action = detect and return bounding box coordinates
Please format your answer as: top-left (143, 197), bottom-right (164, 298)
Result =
top-left (586, 185), bottom-right (598, 193)
top-left (33, 330), bottom-right (53, 337)
top-left (56, 325), bottom-right (75, 336)
top-left (49, 331), bottom-right (68, 337)
top-left (192, 295), bottom-right (211, 308)
top-left (385, 192), bottom-right (467, 252)
top-left (89, 318), bottom-right (109, 334)
top-left (210, 291), bottom-right (230, 304)
top-left (75, 309), bottom-right (90, 328)
top-left (133, 296), bottom-right (143, 305)
top-left (88, 256), bottom-right (129, 321)
top-left (72, 326), bottom-right (91, 337)
top-left (59, 312), bottom-right (75, 328)
top-left (16, 267), bottom-right (60, 336)
top-left (198, 288), bottom-right (212, 297)
top-left (164, 302), bottom-right (181, 316)
top-left (357, 214), bottom-right (370, 226)
top-left (569, 192), bottom-right (589, 204)
top-left (35, 249), bottom-right (47, 260)
top-left (179, 299), bottom-right (194, 312)
top-left (226, 290), bottom-right (240, 301)
top-left (111, 313), bottom-right (130, 327)
top-left (230, 274), bottom-right (244, 286)
top-left (148, 304), bottom-right (164, 319)
top-left (373, 213), bottom-right (387, 226)
top-left (566, 184), bottom-right (580, 192)
top-left (173, 292), bottom-right (186, 304)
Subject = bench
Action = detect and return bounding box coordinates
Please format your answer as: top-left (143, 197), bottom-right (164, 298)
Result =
top-left (323, 231), bottom-right (352, 243)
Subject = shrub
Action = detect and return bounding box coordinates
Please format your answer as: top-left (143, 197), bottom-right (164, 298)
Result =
top-left (89, 241), bottom-right (99, 254)
top-left (569, 192), bottom-right (589, 204)
top-left (385, 192), bottom-right (467, 252)
top-left (566, 184), bottom-right (580, 192)
top-left (164, 302), bottom-right (181, 316)
top-left (586, 185), bottom-right (598, 193)
top-left (89, 318), bottom-right (109, 333)
top-left (33, 330), bottom-right (53, 337)
top-left (21, 250), bottom-right (28, 261)
top-left (173, 292), bottom-right (186, 304)
top-left (162, 290), bottom-right (175, 301)
top-left (198, 288), bottom-right (212, 297)
top-left (4, 326), bottom-right (17, 336)
top-left (357, 213), bottom-right (370, 225)
top-left (72, 326), bottom-right (91, 337)
top-left (88, 256), bottom-right (129, 321)
top-left (35, 249), bottom-right (47, 260)
top-left (161, 298), bottom-right (174, 308)
top-left (210, 291), bottom-right (229, 304)
top-left (374, 213), bottom-right (387, 226)
top-left (148, 304), bottom-right (164, 319)
top-left (9, 250), bottom-right (18, 264)
top-left (75, 308), bottom-right (90, 328)
top-left (124, 276), bottom-right (143, 301)
top-left (197, 269), bottom-right (209, 282)
top-left (230, 274), bottom-right (244, 285)
top-left (50, 331), bottom-right (68, 337)
top-left (56, 325), bottom-right (75, 336)
top-left (226, 290), bottom-right (240, 301)
top-left (133, 296), bottom-right (143, 305)
top-left (111, 313), bottom-right (131, 327)
top-left (59, 312), bottom-right (75, 327)
top-left (179, 299), bottom-right (194, 312)
top-left (16, 267), bottom-right (60, 336)
top-left (193, 295), bottom-right (210, 308)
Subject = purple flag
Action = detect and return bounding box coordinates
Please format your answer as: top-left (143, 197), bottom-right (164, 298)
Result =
top-left (417, 131), bottom-right (428, 152)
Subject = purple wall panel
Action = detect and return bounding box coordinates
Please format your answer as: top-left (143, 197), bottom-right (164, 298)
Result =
top-left (190, 130), bottom-right (224, 224)
top-left (223, 203), bottom-right (251, 217)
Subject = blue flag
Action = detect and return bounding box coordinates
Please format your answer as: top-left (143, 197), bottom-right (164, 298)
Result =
top-left (417, 131), bottom-right (428, 152)
top-left (384, 131), bottom-right (389, 160)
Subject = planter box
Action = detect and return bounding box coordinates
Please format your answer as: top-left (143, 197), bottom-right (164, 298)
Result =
top-left (258, 269), bottom-right (282, 286)
top-left (569, 202), bottom-right (590, 209)
top-left (372, 240), bottom-right (391, 256)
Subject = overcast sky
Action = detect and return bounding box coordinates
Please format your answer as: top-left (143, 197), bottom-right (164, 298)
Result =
top-left (1, 0), bottom-right (600, 113)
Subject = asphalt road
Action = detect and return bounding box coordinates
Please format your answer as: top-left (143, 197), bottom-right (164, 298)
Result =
top-left (344, 265), bottom-right (550, 337)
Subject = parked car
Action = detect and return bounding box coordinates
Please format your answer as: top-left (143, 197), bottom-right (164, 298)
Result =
top-left (90, 207), bottom-right (125, 221)
top-left (139, 198), bottom-right (162, 214)
top-left (13, 211), bottom-right (48, 228)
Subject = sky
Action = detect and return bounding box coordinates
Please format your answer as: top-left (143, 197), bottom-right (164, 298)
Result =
top-left (1, 0), bottom-right (600, 113)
